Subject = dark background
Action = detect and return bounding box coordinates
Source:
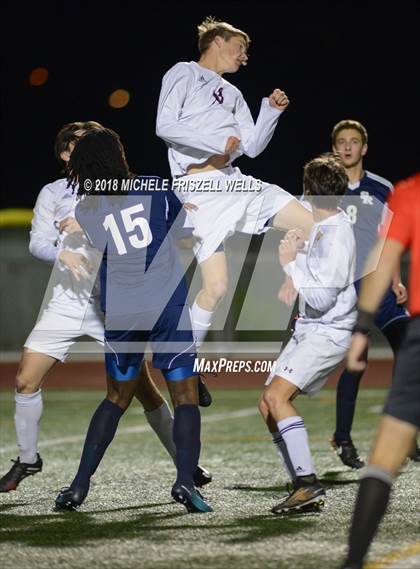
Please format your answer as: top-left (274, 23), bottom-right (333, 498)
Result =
top-left (3, 0), bottom-right (419, 208)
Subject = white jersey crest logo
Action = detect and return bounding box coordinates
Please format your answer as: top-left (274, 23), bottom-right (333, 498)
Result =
top-left (360, 191), bottom-right (374, 205)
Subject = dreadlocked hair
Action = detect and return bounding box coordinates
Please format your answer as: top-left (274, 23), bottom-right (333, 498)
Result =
top-left (67, 128), bottom-right (132, 195)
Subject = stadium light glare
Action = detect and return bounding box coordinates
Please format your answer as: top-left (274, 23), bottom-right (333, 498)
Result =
top-left (29, 67), bottom-right (49, 87)
top-left (109, 89), bottom-right (130, 109)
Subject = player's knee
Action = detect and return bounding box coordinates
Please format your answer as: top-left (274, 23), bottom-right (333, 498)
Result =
top-left (135, 387), bottom-right (164, 412)
top-left (169, 377), bottom-right (199, 407)
top-left (107, 393), bottom-right (131, 412)
top-left (262, 389), bottom-right (276, 411)
top-left (106, 383), bottom-right (136, 411)
top-left (173, 393), bottom-right (196, 407)
top-left (258, 396), bottom-right (268, 417)
top-left (262, 387), bottom-right (288, 411)
top-left (15, 369), bottom-right (39, 394)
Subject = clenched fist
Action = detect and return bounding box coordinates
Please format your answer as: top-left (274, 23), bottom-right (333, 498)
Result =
top-left (268, 89), bottom-right (289, 111)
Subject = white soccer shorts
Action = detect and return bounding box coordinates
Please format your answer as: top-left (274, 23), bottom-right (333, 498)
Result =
top-left (265, 322), bottom-right (351, 396)
top-left (177, 166), bottom-right (296, 263)
top-left (24, 301), bottom-right (104, 361)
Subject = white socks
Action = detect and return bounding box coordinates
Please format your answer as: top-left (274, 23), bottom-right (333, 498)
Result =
top-left (191, 300), bottom-right (214, 347)
top-left (144, 401), bottom-right (176, 463)
top-left (272, 431), bottom-right (296, 482)
top-left (14, 389), bottom-right (43, 464)
top-left (277, 416), bottom-right (314, 477)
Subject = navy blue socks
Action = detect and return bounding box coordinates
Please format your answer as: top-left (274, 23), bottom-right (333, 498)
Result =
top-left (72, 399), bottom-right (124, 490)
top-left (173, 404), bottom-right (201, 488)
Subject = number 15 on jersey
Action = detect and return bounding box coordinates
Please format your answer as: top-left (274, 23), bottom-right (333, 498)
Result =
top-left (103, 204), bottom-right (153, 255)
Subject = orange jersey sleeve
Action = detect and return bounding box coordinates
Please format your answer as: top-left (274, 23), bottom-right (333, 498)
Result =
top-left (381, 173), bottom-right (420, 316)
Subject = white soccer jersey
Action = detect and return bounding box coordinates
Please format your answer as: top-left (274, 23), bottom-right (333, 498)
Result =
top-left (283, 210), bottom-right (357, 337)
top-left (30, 178), bottom-right (101, 318)
top-left (156, 61), bottom-right (284, 177)
top-left (30, 178), bottom-right (76, 263)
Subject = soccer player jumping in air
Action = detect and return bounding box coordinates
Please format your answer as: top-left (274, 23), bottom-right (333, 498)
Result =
top-left (156, 16), bottom-right (313, 348)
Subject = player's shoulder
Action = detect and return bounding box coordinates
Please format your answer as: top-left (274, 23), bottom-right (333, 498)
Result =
top-left (222, 77), bottom-right (242, 97)
top-left (364, 170), bottom-right (394, 193)
top-left (391, 173), bottom-right (420, 209)
top-left (37, 178), bottom-right (71, 201)
top-left (334, 211), bottom-right (356, 251)
top-left (329, 209), bottom-right (354, 236)
top-left (164, 61), bottom-right (196, 80)
top-left (394, 172), bottom-right (420, 195)
top-left (40, 177), bottom-right (68, 192)
top-left (339, 209), bottom-right (355, 231)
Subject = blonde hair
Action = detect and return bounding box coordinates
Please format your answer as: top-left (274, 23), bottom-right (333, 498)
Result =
top-left (197, 16), bottom-right (250, 54)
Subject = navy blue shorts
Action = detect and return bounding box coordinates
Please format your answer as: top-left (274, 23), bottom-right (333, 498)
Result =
top-left (355, 282), bottom-right (409, 331)
top-left (104, 303), bottom-right (196, 382)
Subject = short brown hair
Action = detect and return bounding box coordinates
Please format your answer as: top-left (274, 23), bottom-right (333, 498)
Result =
top-left (331, 119), bottom-right (368, 146)
top-left (197, 16), bottom-right (250, 54)
top-left (54, 121), bottom-right (103, 166)
top-left (303, 153), bottom-right (348, 209)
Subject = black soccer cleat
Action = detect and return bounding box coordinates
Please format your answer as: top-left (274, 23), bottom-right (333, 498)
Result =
top-left (171, 483), bottom-right (213, 513)
top-left (54, 485), bottom-right (89, 511)
top-left (0, 454), bottom-right (43, 492)
top-left (331, 439), bottom-right (365, 469)
top-left (339, 562), bottom-right (363, 569)
top-left (271, 477), bottom-right (326, 515)
top-left (197, 376), bottom-right (212, 407)
top-left (193, 465), bottom-right (212, 488)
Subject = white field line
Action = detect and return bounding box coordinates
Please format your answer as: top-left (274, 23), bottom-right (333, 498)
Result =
top-left (368, 405), bottom-right (383, 414)
top-left (0, 407), bottom-right (257, 454)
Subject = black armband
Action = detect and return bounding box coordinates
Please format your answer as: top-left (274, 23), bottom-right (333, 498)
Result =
top-left (353, 308), bottom-right (375, 336)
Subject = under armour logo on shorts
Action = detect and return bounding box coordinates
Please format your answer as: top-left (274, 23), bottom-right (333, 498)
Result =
top-left (213, 87), bottom-right (224, 104)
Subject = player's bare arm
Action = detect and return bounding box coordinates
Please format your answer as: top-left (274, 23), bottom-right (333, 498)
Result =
top-left (391, 267), bottom-right (408, 304)
top-left (347, 238), bottom-right (405, 372)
